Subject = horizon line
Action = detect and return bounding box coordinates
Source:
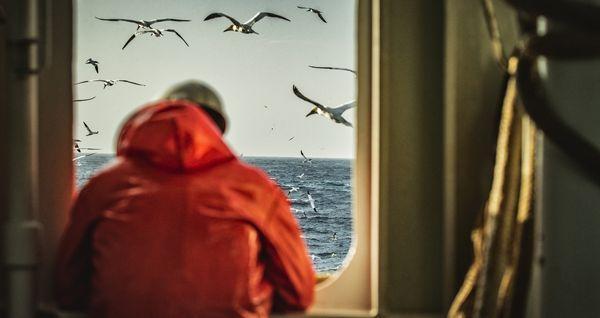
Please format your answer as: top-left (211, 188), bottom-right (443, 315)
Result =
top-left (82, 152), bottom-right (354, 160)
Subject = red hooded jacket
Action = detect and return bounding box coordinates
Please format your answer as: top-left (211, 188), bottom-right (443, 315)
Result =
top-left (56, 100), bottom-right (315, 317)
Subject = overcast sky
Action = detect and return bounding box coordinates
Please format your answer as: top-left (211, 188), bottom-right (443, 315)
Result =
top-left (74, 0), bottom-right (356, 159)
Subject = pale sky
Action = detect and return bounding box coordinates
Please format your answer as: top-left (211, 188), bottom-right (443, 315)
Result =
top-left (74, 0), bottom-right (357, 158)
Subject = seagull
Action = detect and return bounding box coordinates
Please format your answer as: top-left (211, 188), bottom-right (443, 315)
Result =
top-left (300, 150), bottom-right (312, 163)
top-left (85, 58), bottom-right (99, 73)
top-left (73, 141), bottom-right (100, 153)
top-left (75, 79), bottom-right (145, 89)
top-left (297, 6), bottom-right (327, 23)
top-left (74, 96), bottom-right (96, 102)
top-left (204, 12), bottom-right (290, 34)
top-left (95, 16), bottom-right (191, 30)
top-left (73, 139), bottom-right (82, 152)
top-left (309, 65), bottom-right (357, 75)
top-left (307, 191), bottom-right (318, 212)
top-left (293, 85), bottom-right (355, 127)
top-left (330, 232), bottom-right (337, 241)
top-left (287, 187), bottom-right (299, 195)
top-left (73, 153), bottom-right (96, 161)
top-left (83, 122), bottom-right (99, 136)
top-left (288, 136), bottom-right (295, 141)
top-left (122, 27), bottom-right (189, 49)
top-left (73, 140), bottom-right (81, 152)
top-left (297, 173), bottom-right (305, 179)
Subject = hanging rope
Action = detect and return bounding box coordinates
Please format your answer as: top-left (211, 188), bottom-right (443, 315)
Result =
top-left (481, 0), bottom-right (509, 71)
top-left (448, 54), bottom-right (533, 318)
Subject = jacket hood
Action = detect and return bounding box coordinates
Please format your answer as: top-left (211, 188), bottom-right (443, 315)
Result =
top-left (117, 100), bottom-right (235, 172)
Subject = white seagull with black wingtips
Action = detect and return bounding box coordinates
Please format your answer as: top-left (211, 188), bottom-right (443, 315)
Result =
top-left (95, 16), bottom-right (191, 30)
top-left (121, 27), bottom-right (189, 49)
top-left (287, 187), bottom-right (299, 196)
top-left (75, 79), bottom-right (145, 89)
top-left (73, 140), bottom-right (100, 153)
top-left (293, 85), bottom-right (355, 127)
top-left (297, 6), bottom-right (327, 23)
top-left (83, 122), bottom-right (99, 136)
top-left (85, 58), bottom-right (100, 73)
top-left (204, 12), bottom-right (290, 34)
top-left (307, 191), bottom-right (318, 213)
top-left (300, 150), bottom-right (312, 164)
top-left (74, 96), bottom-right (96, 103)
top-left (308, 65), bottom-right (356, 76)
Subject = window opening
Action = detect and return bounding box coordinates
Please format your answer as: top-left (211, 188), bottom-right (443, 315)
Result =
top-left (73, 0), bottom-right (356, 274)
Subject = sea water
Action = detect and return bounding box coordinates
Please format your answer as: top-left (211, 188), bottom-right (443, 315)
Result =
top-left (76, 155), bottom-right (353, 273)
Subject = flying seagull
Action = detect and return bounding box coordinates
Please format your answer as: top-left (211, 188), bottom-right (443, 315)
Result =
top-left (85, 58), bottom-right (99, 73)
top-left (293, 85), bottom-right (355, 127)
top-left (74, 96), bottom-right (96, 103)
top-left (83, 122), bottom-right (99, 136)
top-left (122, 27), bottom-right (189, 49)
top-left (309, 65), bottom-right (357, 75)
top-left (287, 186), bottom-right (300, 195)
top-left (73, 141), bottom-right (100, 153)
top-left (307, 191), bottom-right (318, 212)
top-left (297, 173), bottom-right (305, 179)
top-left (297, 6), bottom-right (327, 23)
top-left (95, 16), bottom-right (191, 30)
top-left (75, 79), bottom-right (145, 89)
top-left (204, 12), bottom-right (290, 34)
top-left (300, 150), bottom-right (312, 163)
top-left (73, 139), bottom-right (82, 152)
top-left (288, 136), bottom-right (295, 141)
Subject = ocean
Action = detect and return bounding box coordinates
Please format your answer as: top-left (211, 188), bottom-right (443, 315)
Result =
top-left (76, 154), bottom-right (353, 273)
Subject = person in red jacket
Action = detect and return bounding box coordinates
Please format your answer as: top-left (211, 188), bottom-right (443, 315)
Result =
top-left (56, 81), bottom-right (316, 317)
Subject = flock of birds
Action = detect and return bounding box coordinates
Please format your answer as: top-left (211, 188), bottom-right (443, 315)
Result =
top-left (74, 6), bottom-right (354, 246)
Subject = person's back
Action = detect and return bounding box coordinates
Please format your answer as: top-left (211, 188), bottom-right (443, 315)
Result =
top-left (56, 85), bottom-right (315, 317)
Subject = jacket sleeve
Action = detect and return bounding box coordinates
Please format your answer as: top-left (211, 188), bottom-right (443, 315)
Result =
top-left (261, 187), bottom-right (316, 312)
top-left (55, 185), bottom-right (99, 310)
